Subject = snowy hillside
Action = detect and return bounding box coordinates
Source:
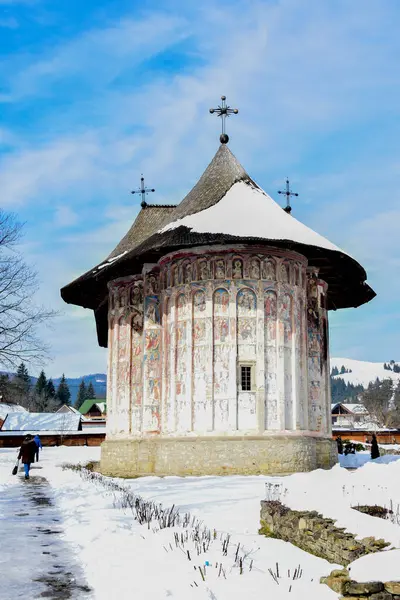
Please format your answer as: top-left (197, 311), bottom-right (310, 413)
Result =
top-left (331, 357), bottom-right (400, 388)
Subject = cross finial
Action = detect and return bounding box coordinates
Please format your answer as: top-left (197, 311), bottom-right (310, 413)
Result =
top-left (209, 95), bottom-right (238, 144)
top-left (278, 178), bottom-right (298, 215)
top-left (131, 175), bottom-right (155, 208)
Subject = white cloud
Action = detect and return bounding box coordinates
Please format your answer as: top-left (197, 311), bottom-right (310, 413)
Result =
top-left (1, 0), bottom-right (400, 373)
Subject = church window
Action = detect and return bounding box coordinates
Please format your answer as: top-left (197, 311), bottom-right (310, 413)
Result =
top-left (240, 365), bottom-right (252, 391)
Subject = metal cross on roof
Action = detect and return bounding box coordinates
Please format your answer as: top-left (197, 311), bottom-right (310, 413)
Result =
top-left (131, 175), bottom-right (155, 208)
top-left (209, 95), bottom-right (238, 144)
top-left (278, 178), bottom-right (299, 215)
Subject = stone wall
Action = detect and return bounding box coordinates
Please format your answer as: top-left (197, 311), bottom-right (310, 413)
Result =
top-left (259, 501), bottom-right (389, 566)
top-left (100, 435), bottom-right (337, 477)
top-left (321, 568), bottom-right (400, 599)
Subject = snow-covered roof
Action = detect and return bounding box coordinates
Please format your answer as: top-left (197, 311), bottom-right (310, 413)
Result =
top-left (340, 403), bottom-right (369, 414)
top-left (1, 412), bottom-right (81, 431)
top-left (0, 428), bottom-right (105, 436)
top-left (161, 179), bottom-right (341, 252)
top-left (56, 404), bottom-right (81, 415)
top-left (61, 143), bottom-right (375, 347)
top-left (0, 403), bottom-right (27, 420)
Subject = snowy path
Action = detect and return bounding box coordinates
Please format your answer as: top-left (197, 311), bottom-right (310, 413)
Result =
top-left (0, 461), bottom-right (92, 600)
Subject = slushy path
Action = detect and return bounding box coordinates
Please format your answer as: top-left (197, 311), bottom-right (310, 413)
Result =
top-left (0, 461), bottom-right (92, 600)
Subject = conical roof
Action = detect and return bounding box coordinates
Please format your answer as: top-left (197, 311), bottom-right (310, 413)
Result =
top-left (61, 143), bottom-right (375, 346)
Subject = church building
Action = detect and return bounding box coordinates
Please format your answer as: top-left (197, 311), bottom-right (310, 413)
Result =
top-left (61, 98), bottom-right (375, 476)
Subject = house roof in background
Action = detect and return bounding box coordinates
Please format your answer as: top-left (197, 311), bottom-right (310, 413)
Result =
top-left (78, 399), bottom-right (107, 415)
top-left (1, 412), bottom-right (81, 431)
top-left (56, 404), bottom-right (81, 415)
top-left (0, 403), bottom-right (27, 420)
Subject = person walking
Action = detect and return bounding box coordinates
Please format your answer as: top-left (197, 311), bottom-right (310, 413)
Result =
top-left (33, 434), bottom-right (42, 462)
top-left (17, 434), bottom-right (37, 480)
top-left (336, 436), bottom-right (343, 455)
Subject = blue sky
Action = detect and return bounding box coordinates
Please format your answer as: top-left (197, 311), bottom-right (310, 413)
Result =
top-left (1, 0), bottom-right (399, 377)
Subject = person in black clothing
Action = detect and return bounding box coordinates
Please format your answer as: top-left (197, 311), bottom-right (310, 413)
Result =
top-left (336, 436), bottom-right (343, 455)
top-left (18, 434), bottom-right (37, 480)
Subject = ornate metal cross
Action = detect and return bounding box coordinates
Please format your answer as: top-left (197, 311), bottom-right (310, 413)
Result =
top-left (131, 175), bottom-right (155, 208)
top-left (209, 95), bottom-right (238, 144)
top-left (278, 178), bottom-right (298, 215)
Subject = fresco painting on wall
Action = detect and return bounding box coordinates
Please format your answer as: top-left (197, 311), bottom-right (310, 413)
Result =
top-left (237, 288), bottom-right (256, 315)
top-left (193, 289), bottom-right (206, 314)
top-left (250, 258), bottom-right (260, 279)
top-left (263, 259), bottom-right (275, 280)
top-left (215, 259), bottom-right (225, 279)
top-left (280, 263), bottom-right (289, 283)
top-left (198, 260), bottom-right (208, 281)
top-left (232, 258), bottom-right (243, 279)
top-left (145, 298), bottom-right (160, 324)
top-left (279, 293), bottom-right (292, 345)
top-left (214, 289), bottom-right (229, 314)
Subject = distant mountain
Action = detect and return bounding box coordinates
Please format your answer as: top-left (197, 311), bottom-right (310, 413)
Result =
top-left (330, 358), bottom-right (400, 388)
top-left (1, 371), bottom-right (107, 404)
top-left (53, 374), bottom-right (107, 403)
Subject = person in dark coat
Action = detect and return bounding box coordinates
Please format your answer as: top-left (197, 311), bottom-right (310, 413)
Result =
top-left (33, 434), bottom-right (42, 462)
top-left (18, 434), bottom-right (37, 479)
top-left (336, 436), bottom-right (343, 455)
top-left (371, 433), bottom-right (380, 460)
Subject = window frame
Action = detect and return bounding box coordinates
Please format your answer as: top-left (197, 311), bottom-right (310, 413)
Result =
top-left (238, 362), bottom-right (255, 392)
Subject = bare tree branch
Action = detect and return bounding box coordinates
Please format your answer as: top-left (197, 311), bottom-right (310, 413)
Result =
top-left (0, 209), bottom-right (56, 368)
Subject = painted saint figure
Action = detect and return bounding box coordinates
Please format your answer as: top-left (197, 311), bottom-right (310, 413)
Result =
top-left (250, 258), bottom-right (260, 279)
top-left (215, 259), bottom-right (225, 279)
top-left (263, 260), bottom-right (275, 280)
top-left (233, 259), bottom-right (243, 279)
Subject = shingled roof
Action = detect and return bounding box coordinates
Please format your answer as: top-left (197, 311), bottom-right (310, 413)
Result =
top-left (61, 143), bottom-right (375, 347)
top-left (107, 203), bottom-right (176, 260)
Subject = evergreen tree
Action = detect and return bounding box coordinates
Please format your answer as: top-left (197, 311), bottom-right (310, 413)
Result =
top-left (56, 374), bottom-right (71, 405)
top-left (12, 362), bottom-right (32, 407)
top-left (331, 366), bottom-right (339, 377)
top-left (340, 365), bottom-right (346, 374)
top-left (75, 380), bottom-right (87, 409)
top-left (35, 370), bottom-right (47, 397)
top-left (86, 381), bottom-right (95, 399)
top-left (370, 433), bottom-right (380, 459)
top-left (46, 379), bottom-right (56, 399)
top-left (0, 374), bottom-right (11, 403)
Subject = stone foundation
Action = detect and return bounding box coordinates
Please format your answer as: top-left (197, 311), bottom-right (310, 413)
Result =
top-left (260, 501), bottom-right (389, 566)
top-left (100, 435), bottom-right (337, 477)
top-left (321, 568), bottom-right (400, 599)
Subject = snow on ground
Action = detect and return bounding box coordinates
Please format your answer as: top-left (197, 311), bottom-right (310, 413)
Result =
top-left (349, 549), bottom-right (400, 582)
top-left (331, 357), bottom-right (400, 387)
top-left (1, 447), bottom-right (400, 598)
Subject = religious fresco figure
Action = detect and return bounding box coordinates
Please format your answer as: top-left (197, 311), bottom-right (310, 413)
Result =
top-left (193, 290), bottom-right (206, 312)
top-left (184, 262), bottom-right (192, 283)
top-left (145, 300), bottom-right (159, 324)
top-left (280, 263), bottom-right (289, 283)
top-left (199, 260), bottom-right (208, 281)
top-left (265, 291), bottom-right (277, 318)
top-left (263, 260), bottom-right (275, 280)
top-left (215, 259), bottom-right (225, 279)
top-left (250, 258), bottom-right (260, 279)
top-left (130, 282), bottom-right (143, 308)
top-left (232, 259), bottom-right (243, 279)
top-left (237, 288), bottom-right (256, 312)
top-left (214, 288), bottom-right (229, 314)
top-left (147, 274), bottom-right (158, 295)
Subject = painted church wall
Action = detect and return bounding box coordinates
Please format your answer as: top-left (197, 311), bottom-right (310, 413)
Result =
top-left (106, 246), bottom-right (331, 440)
